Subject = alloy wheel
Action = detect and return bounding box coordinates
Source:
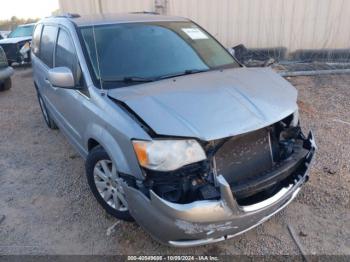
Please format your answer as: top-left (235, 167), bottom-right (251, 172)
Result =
top-left (93, 160), bottom-right (128, 211)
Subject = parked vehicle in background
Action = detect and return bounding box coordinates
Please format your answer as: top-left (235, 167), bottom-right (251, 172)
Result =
top-left (31, 13), bottom-right (316, 247)
top-left (0, 24), bottom-right (35, 65)
top-left (0, 46), bottom-right (13, 91)
top-left (0, 31), bottom-right (11, 39)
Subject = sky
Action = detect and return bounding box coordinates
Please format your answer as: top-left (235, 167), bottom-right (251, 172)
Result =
top-left (0, 0), bottom-right (59, 20)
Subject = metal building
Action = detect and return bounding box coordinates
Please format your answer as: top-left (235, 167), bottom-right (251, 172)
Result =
top-left (59, 0), bottom-right (350, 60)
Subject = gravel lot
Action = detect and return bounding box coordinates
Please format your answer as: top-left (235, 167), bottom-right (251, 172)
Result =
top-left (0, 67), bottom-right (349, 255)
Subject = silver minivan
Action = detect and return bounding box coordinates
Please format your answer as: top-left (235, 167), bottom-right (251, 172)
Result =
top-left (32, 13), bottom-right (316, 247)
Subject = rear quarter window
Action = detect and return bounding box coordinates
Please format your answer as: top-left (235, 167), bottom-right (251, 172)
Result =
top-left (40, 25), bottom-right (58, 68)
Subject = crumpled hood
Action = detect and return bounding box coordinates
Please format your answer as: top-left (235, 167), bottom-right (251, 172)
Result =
top-left (108, 67), bottom-right (298, 141)
top-left (0, 36), bottom-right (31, 44)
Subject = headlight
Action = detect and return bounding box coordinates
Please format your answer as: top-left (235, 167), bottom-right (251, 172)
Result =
top-left (132, 139), bottom-right (206, 171)
top-left (291, 109), bottom-right (299, 126)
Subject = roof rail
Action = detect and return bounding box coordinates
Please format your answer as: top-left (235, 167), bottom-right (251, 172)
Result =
top-left (130, 11), bottom-right (160, 15)
top-left (55, 13), bottom-right (81, 19)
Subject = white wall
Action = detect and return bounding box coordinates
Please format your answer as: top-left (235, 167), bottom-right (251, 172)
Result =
top-left (59, 0), bottom-right (350, 52)
top-left (101, 0), bottom-right (154, 14)
top-left (59, 0), bottom-right (154, 15)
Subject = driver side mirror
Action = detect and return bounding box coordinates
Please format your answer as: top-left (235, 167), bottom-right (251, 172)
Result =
top-left (48, 67), bottom-right (76, 89)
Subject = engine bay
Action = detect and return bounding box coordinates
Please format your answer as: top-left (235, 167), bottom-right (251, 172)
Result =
top-left (137, 114), bottom-right (311, 206)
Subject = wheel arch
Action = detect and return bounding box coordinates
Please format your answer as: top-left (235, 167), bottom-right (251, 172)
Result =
top-left (88, 138), bottom-right (100, 151)
top-left (84, 124), bottom-right (144, 180)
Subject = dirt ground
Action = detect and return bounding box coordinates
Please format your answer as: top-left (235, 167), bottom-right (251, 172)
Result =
top-left (0, 67), bottom-right (349, 256)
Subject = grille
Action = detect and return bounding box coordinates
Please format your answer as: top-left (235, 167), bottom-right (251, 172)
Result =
top-left (214, 128), bottom-right (273, 185)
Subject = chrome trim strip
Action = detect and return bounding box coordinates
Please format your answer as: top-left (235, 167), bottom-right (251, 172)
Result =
top-left (169, 236), bottom-right (225, 247)
top-left (241, 184), bottom-right (293, 212)
top-left (212, 155), bottom-right (218, 186)
top-left (76, 90), bottom-right (90, 100)
top-left (267, 131), bottom-right (274, 164)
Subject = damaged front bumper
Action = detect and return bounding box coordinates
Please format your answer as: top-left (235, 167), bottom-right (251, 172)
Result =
top-left (123, 131), bottom-right (316, 247)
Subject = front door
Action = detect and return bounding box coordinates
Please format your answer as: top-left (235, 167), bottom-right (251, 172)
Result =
top-left (47, 27), bottom-right (89, 154)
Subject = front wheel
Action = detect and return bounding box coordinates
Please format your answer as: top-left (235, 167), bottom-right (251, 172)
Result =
top-left (85, 146), bottom-right (133, 221)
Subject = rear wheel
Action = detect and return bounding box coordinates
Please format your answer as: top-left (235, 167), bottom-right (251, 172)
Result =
top-left (0, 77), bottom-right (11, 91)
top-left (85, 146), bottom-right (133, 221)
top-left (37, 91), bottom-right (58, 129)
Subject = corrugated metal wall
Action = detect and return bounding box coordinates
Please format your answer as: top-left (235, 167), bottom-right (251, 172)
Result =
top-left (59, 0), bottom-right (350, 53)
top-left (59, 0), bottom-right (154, 15)
top-left (101, 0), bottom-right (154, 14)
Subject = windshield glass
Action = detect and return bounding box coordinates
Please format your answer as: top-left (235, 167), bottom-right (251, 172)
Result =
top-left (8, 25), bottom-right (34, 38)
top-left (79, 21), bottom-right (239, 88)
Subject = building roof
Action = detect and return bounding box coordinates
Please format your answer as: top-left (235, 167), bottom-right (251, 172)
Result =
top-left (66, 13), bottom-right (189, 27)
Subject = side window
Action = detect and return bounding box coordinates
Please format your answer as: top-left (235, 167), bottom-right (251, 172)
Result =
top-left (55, 29), bottom-right (80, 85)
top-left (32, 24), bottom-right (43, 56)
top-left (40, 25), bottom-right (58, 68)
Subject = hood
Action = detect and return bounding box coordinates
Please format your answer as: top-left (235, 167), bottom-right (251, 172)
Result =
top-left (108, 67), bottom-right (298, 141)
top-left (0, 36), bottom-right (32, 44)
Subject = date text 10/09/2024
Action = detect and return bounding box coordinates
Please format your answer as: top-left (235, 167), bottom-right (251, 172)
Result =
top-left (127, 255), bottom-right (220, 261)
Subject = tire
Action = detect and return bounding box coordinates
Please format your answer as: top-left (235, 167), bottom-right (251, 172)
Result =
top-left (37, 91), bottom-right (58, 129)
top-left (0, 77), bottom-right (11, 91)
top-left (85, 146), bottom-right (134, 221)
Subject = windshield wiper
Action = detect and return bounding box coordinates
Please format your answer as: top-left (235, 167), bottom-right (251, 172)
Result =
top-left (155, 69), bottom-right (209, 80)
top-left (101, 69), bottom-right (209, 84)
top-left (102, 76), bottom-right (155, 83)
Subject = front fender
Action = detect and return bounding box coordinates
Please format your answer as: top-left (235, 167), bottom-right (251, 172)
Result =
top-left (84, 123), bottom-right (144, 180)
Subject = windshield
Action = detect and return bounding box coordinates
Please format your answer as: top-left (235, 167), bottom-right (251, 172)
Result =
top-left (79, 21), bottom-right (239, 88)
top-left (8, 25), bottom-right (34, 38)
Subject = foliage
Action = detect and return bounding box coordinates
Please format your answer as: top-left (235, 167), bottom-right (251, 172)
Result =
top-left (0, 16), bottom-right (39, 31)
